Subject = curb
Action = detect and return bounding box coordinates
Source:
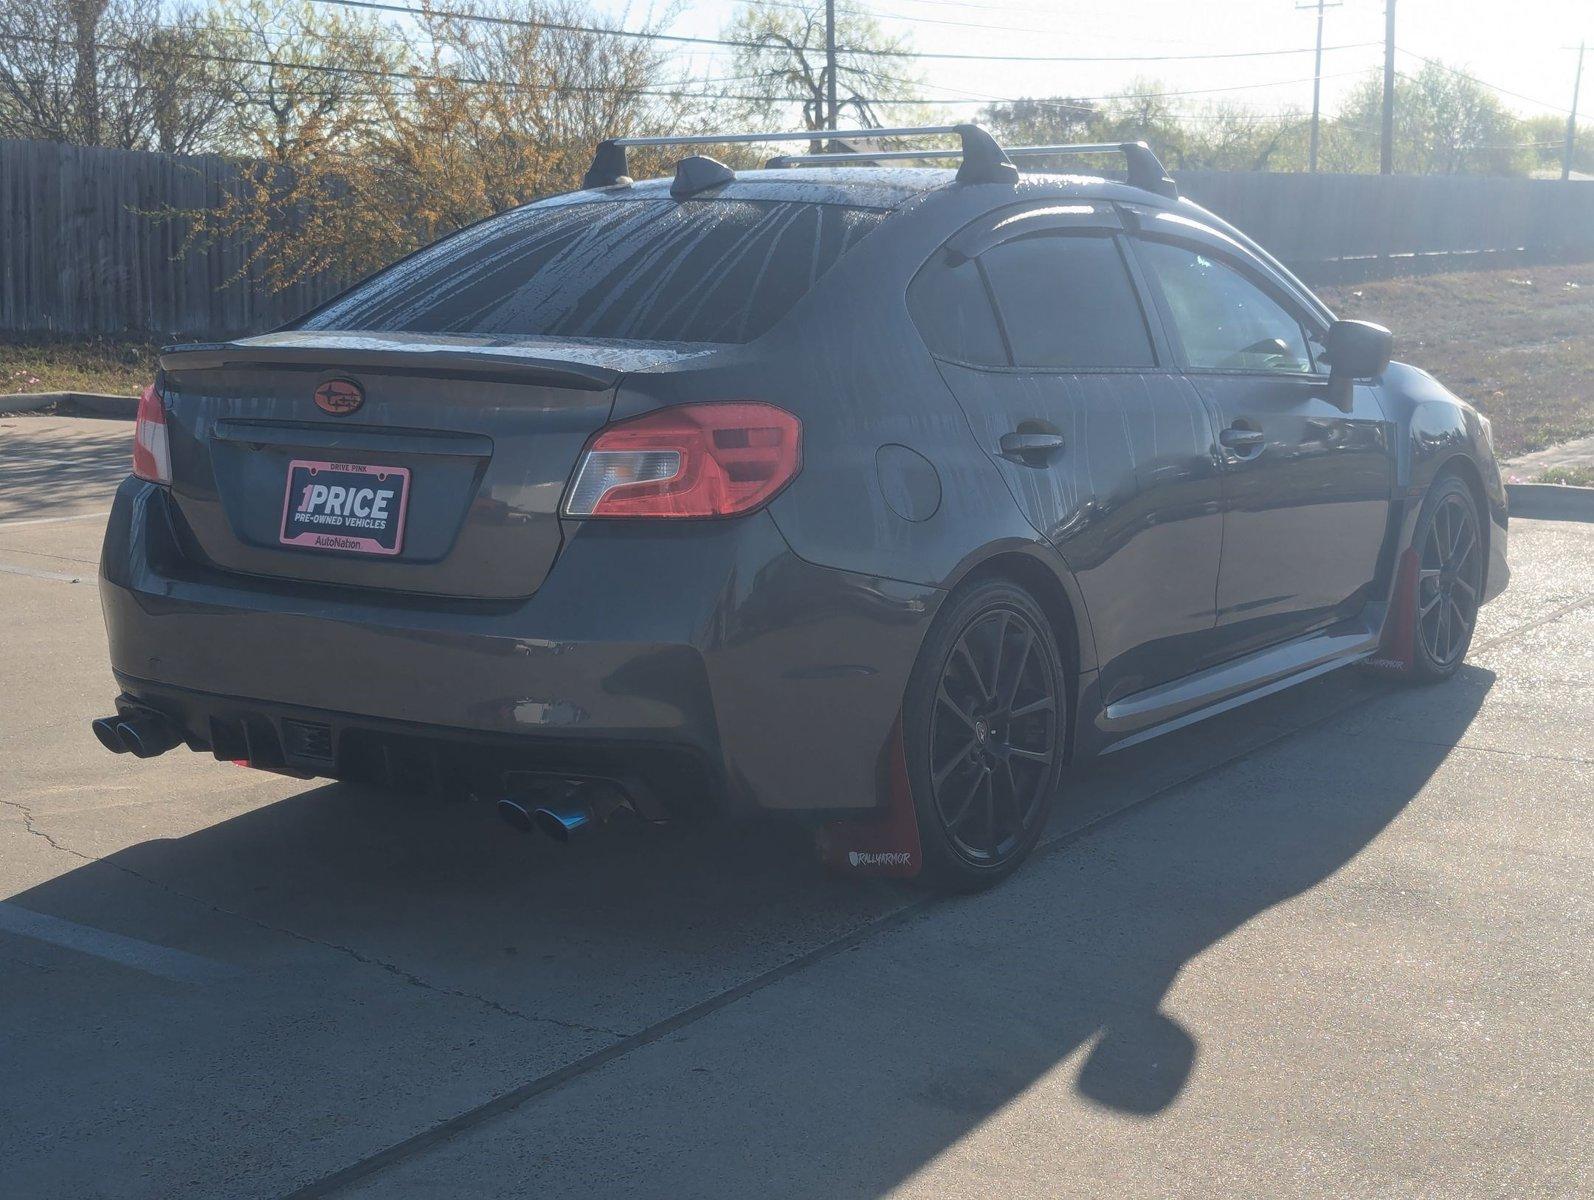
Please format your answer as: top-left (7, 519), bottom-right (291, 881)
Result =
top-left (1, 391), bottom-right (138, 418)
top-left (1506, 482), bottom-right (1594, 522)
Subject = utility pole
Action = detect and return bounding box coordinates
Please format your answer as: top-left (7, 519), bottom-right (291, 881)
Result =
top-left (1297, 0), bottom-right (1342, 174)
top-left (825, 0), bottom-right (839, 132)
top-left (1380, 0), bottom-right (1397, 174)
top-left (1565, 41), bottom-right (1586, 181)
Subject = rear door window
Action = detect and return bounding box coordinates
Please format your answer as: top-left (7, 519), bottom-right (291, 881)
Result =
top-left (978, 235), bottom-right (1156, 369)
top-left (907, 252), bottom-right (1007, 365)
top-left (298, 199), bottom-right (887, 344)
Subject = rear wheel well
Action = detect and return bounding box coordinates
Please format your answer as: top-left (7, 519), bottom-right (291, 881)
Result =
top-left (951, 553), bottom-right (1082, 759)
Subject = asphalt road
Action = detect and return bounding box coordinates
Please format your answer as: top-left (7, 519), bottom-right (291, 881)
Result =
top-left (2, 414), bottom-right (1590, 1199)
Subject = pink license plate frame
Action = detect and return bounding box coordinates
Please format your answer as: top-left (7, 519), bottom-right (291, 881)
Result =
top-left (279, 459), bottom-right (411, 556)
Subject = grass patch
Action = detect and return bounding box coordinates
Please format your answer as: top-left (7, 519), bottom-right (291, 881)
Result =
top-left (0, 334), bottom-right (160, 397)
top-left (1537, 465), bottom-right (1594, 486)
top-left (1319, 263), bottom-right (1594, 458)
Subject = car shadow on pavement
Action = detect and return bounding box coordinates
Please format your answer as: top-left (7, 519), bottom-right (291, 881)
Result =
top-left (3, 665), bottom-right (1493, 1197)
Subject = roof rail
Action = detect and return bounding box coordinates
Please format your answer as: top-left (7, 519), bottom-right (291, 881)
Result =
top-left (581, 124), bottom-right (1017, 190)
top-left (767, 139), bottom-right (1179, 200)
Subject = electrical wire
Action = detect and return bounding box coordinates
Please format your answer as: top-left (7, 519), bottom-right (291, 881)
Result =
top-left (308, 0), bottom-right (1381, 64)
top-left (1396, 47), bottom-right (1573, 115)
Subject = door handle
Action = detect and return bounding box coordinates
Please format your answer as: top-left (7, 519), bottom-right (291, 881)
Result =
top-left (999, 431), bottom-right (1066, 462)
top-left (1219, 426), bottom-right (1266, 453)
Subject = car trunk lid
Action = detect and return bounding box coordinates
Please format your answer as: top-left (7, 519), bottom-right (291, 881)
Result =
top-left (157, 331), bottom-right (725, 599)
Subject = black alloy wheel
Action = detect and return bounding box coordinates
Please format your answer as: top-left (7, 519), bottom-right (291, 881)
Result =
top-left (1412, 476), bottom-right (1484, 680)
top-left (906, 579), bottom-right (1066, 892)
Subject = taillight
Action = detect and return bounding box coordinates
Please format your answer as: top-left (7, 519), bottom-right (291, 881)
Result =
top-left (132, 383), bottom-right (171, 485)
top-left (564, 402), bottom-right (801, 519)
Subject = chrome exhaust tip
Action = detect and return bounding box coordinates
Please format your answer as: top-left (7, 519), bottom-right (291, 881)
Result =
top-left (91, 717), bottom-right (130, 754)
top-left (114, 716), bottom-right (181, 760)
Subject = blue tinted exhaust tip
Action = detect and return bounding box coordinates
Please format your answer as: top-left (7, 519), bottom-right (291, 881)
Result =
top-left (532, 802), bottom-right (594, 842)
top-left (496, 781), bottom-right (618, 840)
top-left (496, 797), bottom-right (537, 834)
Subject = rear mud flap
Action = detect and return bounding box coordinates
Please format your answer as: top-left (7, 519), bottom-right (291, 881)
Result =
top-left (1361, 546), bottom-right (1419, 676)
top-left (815, 720), bottom-right (923, 879)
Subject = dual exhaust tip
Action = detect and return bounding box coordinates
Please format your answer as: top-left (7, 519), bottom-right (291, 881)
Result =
top-left (91, 714), bottom-right (182, 759)
top-left (495, 778), bottom-right (631, 844)
top-left (93, 714), bottom-right (618, 847)
top-left (495, 796), bottom-right (594, 843)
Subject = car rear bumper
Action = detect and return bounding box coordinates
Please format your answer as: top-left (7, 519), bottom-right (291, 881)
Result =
top-left (100, 479), bottom-right (941, 814)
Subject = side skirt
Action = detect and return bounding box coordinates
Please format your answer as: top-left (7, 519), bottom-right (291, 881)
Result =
top-left (1091, 614), bottom-right (1383, 756)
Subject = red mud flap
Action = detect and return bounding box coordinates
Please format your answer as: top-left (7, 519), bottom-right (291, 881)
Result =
top-left (815, 720), bottom-right (923, 879)
top-left (1361, 546), bottom-right (1419, 676)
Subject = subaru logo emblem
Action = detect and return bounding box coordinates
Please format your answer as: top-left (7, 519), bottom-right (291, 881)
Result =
top-left (314, 379), bottom-right (364, 416)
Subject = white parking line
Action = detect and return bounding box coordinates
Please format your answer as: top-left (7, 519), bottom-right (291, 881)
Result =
top-left (0, 510), bottom-right (110, 529)
top-left (0, 902), bottom-right (241, 984)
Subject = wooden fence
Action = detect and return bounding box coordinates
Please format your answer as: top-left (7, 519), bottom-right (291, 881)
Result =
top-left (0, 138), bottom-right (340, 339)
top-left (4, 138), bottom-right (1594, 339)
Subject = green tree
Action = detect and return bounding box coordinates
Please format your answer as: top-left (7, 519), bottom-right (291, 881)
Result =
top-left (976, 96), bottom-right (1102, 147)
top-left (1325, 62), bottom-right (1529, 175)
top-left (1521, 112), bottom-right (1592, 177)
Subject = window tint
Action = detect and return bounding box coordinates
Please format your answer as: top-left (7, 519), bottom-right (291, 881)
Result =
top-left (907, 251), bottom-right (1006, 365)
top-left (978, 234), bottom-right (1155, 369)
top-left (299, 199), bottom-right (887, 344)
top-left (1136, 240), bottom-right (1314, 373)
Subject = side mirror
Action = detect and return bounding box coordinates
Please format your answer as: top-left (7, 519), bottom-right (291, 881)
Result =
top-left (1322, 319), bottom-right (1393, 380)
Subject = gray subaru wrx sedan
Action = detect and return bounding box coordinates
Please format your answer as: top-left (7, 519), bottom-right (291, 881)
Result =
top-left (95, 126), bottom-right (1508, 891)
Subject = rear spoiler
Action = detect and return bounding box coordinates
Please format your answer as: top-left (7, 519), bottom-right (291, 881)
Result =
top-left (159, 341), bottom-right (622, 392)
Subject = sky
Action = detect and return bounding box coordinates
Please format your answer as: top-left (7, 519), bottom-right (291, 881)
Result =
top-left (587, 0), bottom-right (1591, 129)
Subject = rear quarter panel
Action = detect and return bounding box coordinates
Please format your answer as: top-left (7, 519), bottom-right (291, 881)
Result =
top-left (611, 183), bottom-right (1070, 593)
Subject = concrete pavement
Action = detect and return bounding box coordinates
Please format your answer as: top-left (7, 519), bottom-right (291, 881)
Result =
top-left (1, 416), bottom-right (1589, 1199)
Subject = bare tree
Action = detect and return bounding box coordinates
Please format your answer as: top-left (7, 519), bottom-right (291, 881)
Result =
top-left (177, 0), bottom-right (689, 290)
top-left (721, 0), bottom-right (924, 138)
top-left (387, 0), bottom-right (684, 225)
top-left (0, 0), bottom-right (234, 151)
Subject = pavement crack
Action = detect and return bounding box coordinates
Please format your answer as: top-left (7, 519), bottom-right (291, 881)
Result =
top-left (0, 798), bottom-right (622, 1039)
top-left (1, 797), bottom-right (99, 863)
top-left (1361, 732), bottom-right (1594, 765)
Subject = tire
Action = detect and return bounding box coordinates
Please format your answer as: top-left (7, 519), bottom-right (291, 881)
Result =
top-left (1409, 474), bottom-right (1485, 683)
top-left (903, 578), bottom-right (1067, 893)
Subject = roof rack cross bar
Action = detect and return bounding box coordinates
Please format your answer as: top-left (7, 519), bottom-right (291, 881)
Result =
top-left (766, 138), bottom-right (1178, 201)
top-left (582, 124), bottom-right (1017, 189)
top-left (1005, 141), bottom-right (1178, 199)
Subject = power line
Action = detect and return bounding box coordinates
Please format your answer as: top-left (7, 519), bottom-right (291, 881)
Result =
top-left (310, 0), bottom-right (1380, 64)
top-left (857, 67), bottom-right (1371, 108)
top-left (1397, 47), bottom-right (1573, 115)
top-left (0, 32), bottom-right (828, 103)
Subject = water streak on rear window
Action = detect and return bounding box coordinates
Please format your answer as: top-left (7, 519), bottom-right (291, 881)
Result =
top-left (298, 199), bottom-right (886, 344)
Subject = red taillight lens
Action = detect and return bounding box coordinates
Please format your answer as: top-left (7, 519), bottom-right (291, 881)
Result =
top-left (132, 383), bottom-right (171, 484)
top-left (564, 402), bottom-right (802, 519)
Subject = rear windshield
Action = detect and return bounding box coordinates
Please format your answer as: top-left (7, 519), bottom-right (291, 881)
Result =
top-left (297, 199), bottom-right (888, 344)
